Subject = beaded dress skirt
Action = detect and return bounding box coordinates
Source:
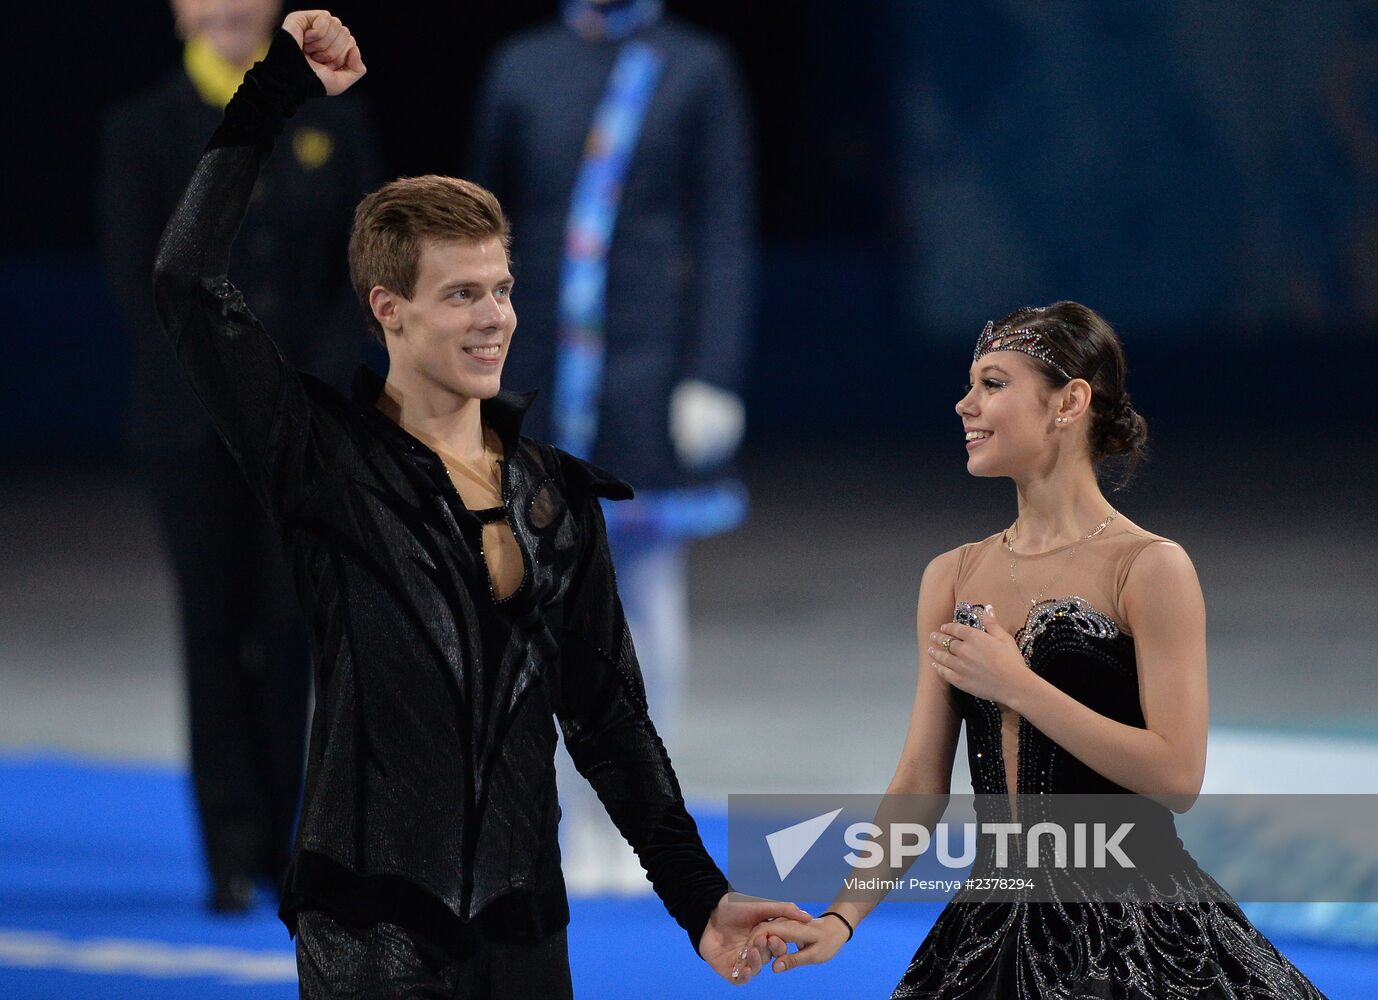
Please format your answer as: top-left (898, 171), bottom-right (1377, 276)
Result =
top-left (889, 598), bottom-right (1327, 1000)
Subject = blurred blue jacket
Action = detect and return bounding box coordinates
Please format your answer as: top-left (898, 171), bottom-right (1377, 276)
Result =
top-left (471, 17), bottom-right (756, 492)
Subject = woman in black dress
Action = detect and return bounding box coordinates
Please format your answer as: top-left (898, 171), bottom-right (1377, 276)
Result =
top-left (748, 302), bottom-right (1327, 998)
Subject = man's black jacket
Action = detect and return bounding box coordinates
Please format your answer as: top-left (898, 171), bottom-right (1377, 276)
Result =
top-left (151, 31), bottom-right (729, 951)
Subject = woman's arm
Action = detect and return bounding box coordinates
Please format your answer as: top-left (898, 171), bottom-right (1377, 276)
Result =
top-left (889, 549), bottom-right (966, 799)
top-left (746, 550), bottom-right (965, 973)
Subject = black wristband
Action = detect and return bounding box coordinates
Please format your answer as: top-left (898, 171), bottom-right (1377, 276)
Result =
top-left (819, 910), bottom-right (854, 941)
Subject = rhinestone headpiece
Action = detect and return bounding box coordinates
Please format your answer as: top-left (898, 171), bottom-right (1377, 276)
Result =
top-left (972, 320), bottom-right (1072, 380)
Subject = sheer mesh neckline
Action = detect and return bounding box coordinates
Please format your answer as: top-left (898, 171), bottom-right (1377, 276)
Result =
top-left (1000, 525), bottom-right (1134, 558)
top-left (956, 526), bottom-right (1168, 646)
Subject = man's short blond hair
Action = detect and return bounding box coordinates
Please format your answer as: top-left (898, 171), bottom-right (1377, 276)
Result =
top-left (348, 175), bottom-right (511, 342)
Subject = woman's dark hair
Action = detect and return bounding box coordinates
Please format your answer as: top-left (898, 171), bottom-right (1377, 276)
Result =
top-left (991, 301), bottom-right (1149, 486)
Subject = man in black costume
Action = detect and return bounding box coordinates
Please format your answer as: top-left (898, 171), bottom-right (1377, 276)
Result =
top-left (152, 9), bottom-right (802, 996)
top-left (100, 0), bottom-right (378, 913)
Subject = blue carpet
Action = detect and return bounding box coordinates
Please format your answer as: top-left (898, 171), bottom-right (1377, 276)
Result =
top-left (0, 754), bottom-right (1371, 998)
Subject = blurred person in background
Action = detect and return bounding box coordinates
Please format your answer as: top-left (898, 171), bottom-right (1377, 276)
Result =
top-left (471, 0), bottom-right (755, 895)
top-left (99, 0), bottom-right (379, 913)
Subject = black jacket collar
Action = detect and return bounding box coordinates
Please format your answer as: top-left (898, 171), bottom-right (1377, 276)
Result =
top-left (350, 364), bottom-right (536, 460)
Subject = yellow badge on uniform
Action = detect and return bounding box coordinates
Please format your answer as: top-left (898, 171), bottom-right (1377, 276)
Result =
top-left (292, 127), bottom-right (334, 171)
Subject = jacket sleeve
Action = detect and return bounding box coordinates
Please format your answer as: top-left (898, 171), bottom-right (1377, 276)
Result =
top-left (681, 42), bottom-right (755, 394)
top-left (151, 29), bottom-right (331, 519)
top-left (554, 457), bottom-right (731, 955)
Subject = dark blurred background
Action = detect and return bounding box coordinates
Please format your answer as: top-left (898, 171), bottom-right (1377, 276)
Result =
top-left (1, 2), bottom-right (1376, 995)
top-left (1, 0), bottom-right (1373, 791)
top-left (9, 0), bottom-right (1378, 457)
top-left (4, 0), bottom-right (1377, 755)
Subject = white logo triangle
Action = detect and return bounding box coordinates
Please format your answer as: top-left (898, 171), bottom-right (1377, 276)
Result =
top-left (765, 808), bottom-right (844, 881)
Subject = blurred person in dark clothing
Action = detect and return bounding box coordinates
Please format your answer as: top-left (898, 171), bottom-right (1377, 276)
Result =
top-left (98, 0), bottom-right (379, 913)
top-left (471, 0), bottom-right (755, 894)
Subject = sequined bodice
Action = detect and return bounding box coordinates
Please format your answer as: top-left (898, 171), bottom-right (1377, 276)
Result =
top-left (954, 596), bottom-right (1144, 802)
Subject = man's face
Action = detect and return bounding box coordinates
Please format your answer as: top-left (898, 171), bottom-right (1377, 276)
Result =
top-left (383, 237), bottom-right (516, 403)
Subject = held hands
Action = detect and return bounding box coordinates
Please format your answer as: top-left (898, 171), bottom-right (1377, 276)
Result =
top-left (740, 912), bottom-right (851, 975)
top-left (699, 892), bottom-right (811, 986)
top-left (926, 606), bottom-right (1033, 706)
top-left (282, 10), bottom-right (365, 95)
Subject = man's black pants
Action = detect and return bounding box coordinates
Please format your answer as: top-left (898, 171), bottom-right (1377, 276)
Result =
top-left (295, 910), bottom-right (574, 999)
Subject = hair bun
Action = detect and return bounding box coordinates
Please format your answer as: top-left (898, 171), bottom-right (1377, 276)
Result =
top-left (1095, 394), bottom-right (1148, 459)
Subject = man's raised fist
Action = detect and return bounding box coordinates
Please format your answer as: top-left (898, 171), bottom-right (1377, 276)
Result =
top-left (281, 10), bottom-right (365, 96)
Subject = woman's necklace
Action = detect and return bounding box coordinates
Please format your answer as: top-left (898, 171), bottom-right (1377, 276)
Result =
top-left (1005, 508), bottom-right (1119, 610)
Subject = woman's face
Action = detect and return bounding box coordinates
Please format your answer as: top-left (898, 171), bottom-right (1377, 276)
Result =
top-left (955, 351), bottom-right (1064, 479)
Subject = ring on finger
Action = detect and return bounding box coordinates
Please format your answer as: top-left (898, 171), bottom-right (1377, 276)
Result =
top-left (940, 636), bottom-right (953, 652)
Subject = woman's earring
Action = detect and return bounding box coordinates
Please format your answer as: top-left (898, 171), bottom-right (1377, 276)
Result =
top-left (1056, 416), bottom-right (1066, 424)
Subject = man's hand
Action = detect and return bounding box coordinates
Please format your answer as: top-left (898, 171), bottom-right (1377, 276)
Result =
top-left (698, 892), bottom-right (810, 985)
top-left (281, 10), bottom-right (365, 95)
